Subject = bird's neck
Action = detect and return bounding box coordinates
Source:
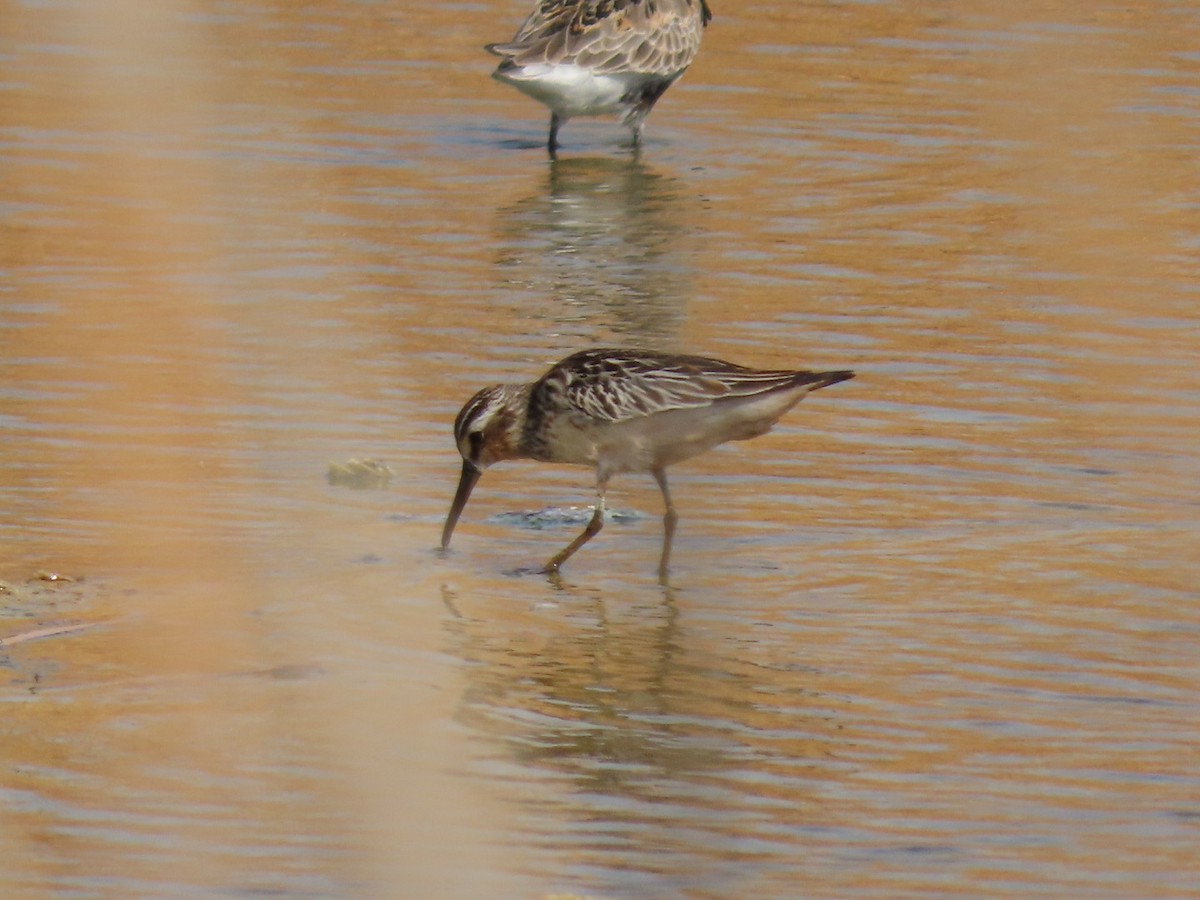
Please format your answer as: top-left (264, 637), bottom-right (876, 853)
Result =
top-left (492, 383), bottom-right (536, 463)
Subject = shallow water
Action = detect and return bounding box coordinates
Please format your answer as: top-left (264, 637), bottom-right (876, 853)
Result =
top-left (2, 0), bottom-right (1199, 897)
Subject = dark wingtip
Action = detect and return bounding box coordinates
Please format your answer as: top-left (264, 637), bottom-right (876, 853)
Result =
top-left (812, 370), bottom-right (855, 390)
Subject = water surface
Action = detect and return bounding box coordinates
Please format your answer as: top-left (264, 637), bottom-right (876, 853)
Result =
top-left (2, 0), bottom-right (1198, 896)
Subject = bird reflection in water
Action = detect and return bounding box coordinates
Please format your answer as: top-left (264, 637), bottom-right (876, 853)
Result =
top-left (492, 155), bottom-right (701, 346)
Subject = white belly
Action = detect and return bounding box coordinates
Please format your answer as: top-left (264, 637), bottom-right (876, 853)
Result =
top-left (533, 387), bottom-right (812, 483)
top-left (493, 65), bottom-right (648, 119)
top-left (596, 389), bottom-right (811, 479)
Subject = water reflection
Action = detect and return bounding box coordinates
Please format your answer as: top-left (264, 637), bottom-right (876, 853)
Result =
top-left (443, 582), bottom-right (845, 892)
top-left (492, 156), bottom-right (699, 344)
top-left (4, 0), bottom-right (1199, 895)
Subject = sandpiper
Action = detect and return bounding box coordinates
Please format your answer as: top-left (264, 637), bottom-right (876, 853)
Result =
top-left (440, 348), bottom-right (854, 578)
top-left (486, 0), bottom-right (713, 156)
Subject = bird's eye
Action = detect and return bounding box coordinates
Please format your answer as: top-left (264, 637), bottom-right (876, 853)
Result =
top-left (468, 431), bottom-right (484, 455)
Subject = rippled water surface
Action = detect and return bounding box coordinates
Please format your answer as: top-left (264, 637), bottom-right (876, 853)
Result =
top-left (2, 0), bottom-right (1198, 897)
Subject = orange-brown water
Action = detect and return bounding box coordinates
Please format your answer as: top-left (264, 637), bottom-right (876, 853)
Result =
top-left (2, 0), bottom-right (1198, 896)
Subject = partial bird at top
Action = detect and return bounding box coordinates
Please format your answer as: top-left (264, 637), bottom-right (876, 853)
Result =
top-left (486, 0), bottom-right (713, 157)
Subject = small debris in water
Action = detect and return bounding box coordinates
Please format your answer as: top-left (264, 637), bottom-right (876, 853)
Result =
top-left (505, 566), bottom-right (545, 578)
top-left (492, 506), bottom-right (642, 530)
top-left (1, 573), bottom-right (95, 619)
top-left (0, 621), bottom-right (99, 649)
top-left (326, 458), bottom-right (394, 488)
top-left (34, 571), bottom-right (76, 583)
top-left (241, 663), bottom-right (327, 681)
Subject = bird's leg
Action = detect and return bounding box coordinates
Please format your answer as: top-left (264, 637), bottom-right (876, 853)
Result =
top-left (653, 468), bottom-right (677, 581)
top-left (543, 479), bottom-right (606, 574)
top-left (626, 102), bottom-right (652, 150)
top-left (547, 113), bottom-right (561, 158)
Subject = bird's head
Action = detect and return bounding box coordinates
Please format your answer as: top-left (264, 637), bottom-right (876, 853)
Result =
top-left (441, 384), bottom-right (526, 550)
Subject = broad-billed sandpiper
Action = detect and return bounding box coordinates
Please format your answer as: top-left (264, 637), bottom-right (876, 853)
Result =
top-left (441, 348), bottom-right (854, 578)
top-left (486, 0), bottom-right (713, 156)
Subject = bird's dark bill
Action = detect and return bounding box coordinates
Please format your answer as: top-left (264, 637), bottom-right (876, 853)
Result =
top-left (441, 460), bottom-right (481, 549)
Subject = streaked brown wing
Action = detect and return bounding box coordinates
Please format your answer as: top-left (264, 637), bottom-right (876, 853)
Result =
top-left (489, 0), bottom-right (706, 76)
top-left (549, 349), bottom-right (805, 423)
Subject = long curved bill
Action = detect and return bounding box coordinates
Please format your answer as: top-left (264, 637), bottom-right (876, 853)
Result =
top-left (441, 460), bottom-right (481, 550)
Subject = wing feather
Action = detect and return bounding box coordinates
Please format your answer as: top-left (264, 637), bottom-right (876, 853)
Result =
top-left (489, 0), bottom-right (708, 76)
top-left (543, 349), bottom-right (820, 424)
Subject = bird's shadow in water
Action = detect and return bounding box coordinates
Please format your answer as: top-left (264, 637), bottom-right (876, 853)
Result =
top-left (503, 538), bottom-right (678, 590)
top-left (491, 503), bottom-right (668, 585)
top-left (485, 120), bottom-right (646, 157)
